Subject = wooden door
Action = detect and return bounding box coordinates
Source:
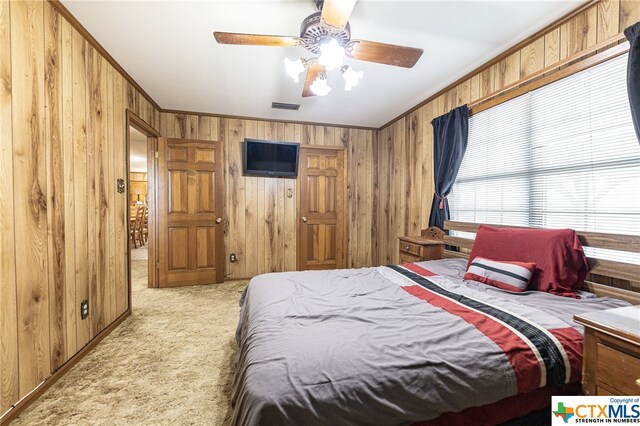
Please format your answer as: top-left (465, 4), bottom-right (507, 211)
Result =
top-left (298, 147), bottom-right (347, 270)
top-left (157, 138), bottom-right (224, 287)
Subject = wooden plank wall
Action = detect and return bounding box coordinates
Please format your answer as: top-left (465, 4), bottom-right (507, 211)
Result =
top-left (2, 0), bottom-right (635, 418)
top-left (0, 0), bottom-right (160, 416)
top-left (374, 0), bottom-right (640, 266)
top-left (160, 113), bottom-right (376, 278)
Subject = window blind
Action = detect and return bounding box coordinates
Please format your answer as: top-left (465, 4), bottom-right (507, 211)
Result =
top-left (449, 53), bottom-right (640, 263)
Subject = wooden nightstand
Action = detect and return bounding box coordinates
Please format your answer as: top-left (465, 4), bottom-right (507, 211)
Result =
top-left (574, 306), bottom-right (640, 396)
top-left (398, 236), bottom-right (445, 263)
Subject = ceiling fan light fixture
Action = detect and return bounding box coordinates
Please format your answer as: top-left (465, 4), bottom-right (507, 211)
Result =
top-left (284, 57), bottom-right (308, 83)
top-left (310, 72), bottom-right (331, 96)
top-left (318, 38), bottom-right (345, 71)
top-left (215, 1), bottom-right (424, 98)
top-left (340, 65), bottom-right (363, 91)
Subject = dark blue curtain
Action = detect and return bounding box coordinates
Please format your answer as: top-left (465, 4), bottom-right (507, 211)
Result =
top-left (428, 105), bottom-right (469, 230)
top-left (625, 22), bottom-right (640, 144)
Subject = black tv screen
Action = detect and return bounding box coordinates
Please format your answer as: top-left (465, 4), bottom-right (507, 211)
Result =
top-left (243, 139), bottom-right (300, 178)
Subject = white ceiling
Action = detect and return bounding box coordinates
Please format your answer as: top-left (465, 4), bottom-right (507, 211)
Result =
top-left (130, 127), bottom-right (148, 172)
top-left (62, 0), bottom-right (583, 128)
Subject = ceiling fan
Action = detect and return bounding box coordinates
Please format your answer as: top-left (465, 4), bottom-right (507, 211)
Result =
top-left (213, 0), bottom-right (424, 97)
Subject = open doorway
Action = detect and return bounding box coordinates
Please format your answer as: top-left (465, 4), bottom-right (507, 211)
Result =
top-left (129, 127), bottom-right (149, 264)
top-left (126, 111), bottom-right (159, 297)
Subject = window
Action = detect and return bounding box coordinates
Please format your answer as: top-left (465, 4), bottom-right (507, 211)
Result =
top-left (449, 53), bottom-right (640, 263)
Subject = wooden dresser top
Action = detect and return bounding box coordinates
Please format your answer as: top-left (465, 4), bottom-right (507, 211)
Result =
top-left (575, 305), bottom-right (640, 346)
top-left (398, 236), bottom-right (444, 245)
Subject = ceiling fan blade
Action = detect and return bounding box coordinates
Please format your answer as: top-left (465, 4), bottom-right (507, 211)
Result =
top-left (346, 40), bottom-right (423, 68)
top-left (320, 0), bottom-right (357, 32)
top-left (213, 32), bottom-right (300, 47)
top-left (302, 63), bottom-right (326, 98)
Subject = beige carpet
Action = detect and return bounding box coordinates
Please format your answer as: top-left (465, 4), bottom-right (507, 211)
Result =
top-left (12, 260), bottom-right (247, 425)
top-left (130, 246), bottom-right (148, 261)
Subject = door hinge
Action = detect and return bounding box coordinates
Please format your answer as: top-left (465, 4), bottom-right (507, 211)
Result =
top-left (154, 151), bottom-right (158, 158)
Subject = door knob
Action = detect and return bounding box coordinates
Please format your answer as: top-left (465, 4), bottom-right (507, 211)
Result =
top-left (302, 216), bottom-right (307, 223)
top-left (215, 217), bottom-right (222, 224)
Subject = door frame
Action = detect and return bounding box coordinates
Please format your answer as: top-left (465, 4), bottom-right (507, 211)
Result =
top-left (296, 144), bottom-right (348, 271)
top-left (126, 111), bottom-right (160, 302)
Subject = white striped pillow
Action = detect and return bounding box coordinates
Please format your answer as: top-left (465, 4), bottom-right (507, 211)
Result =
top-left (464, 257), bottom-right (537, 292)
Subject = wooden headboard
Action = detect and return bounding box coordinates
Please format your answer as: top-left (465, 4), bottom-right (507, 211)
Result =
top-left (422, 220), bottom-right (640, 305)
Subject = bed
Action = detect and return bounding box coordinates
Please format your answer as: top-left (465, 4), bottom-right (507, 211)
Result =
top-left (230, 221), bottom-right (640, 426)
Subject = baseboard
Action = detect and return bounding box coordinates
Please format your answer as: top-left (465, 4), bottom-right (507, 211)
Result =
top-left (225, 277), bottom-right (252, 281)
top-left (0, 309), bottom-right (131, 426)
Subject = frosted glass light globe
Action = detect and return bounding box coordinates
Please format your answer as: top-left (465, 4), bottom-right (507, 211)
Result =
top-left (318, 39), bottom-right (345, 71)
top-left (310, 73), bottom-right (331, 96)
top-left (341, 65), bottom-right (363, 91)
top-left (284, 57), bottom-right (306, 83)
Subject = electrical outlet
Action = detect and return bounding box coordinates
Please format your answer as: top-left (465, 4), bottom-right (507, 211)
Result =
top-left (230, 253), bottom-right (237, 263)
top-left (80, 300), bottom-right (89, 320)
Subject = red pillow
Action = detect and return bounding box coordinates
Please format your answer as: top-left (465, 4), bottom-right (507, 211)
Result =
top-left (466, 226), bottom-right (588, 298)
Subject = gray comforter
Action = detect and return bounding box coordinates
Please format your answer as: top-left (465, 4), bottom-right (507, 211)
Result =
top-left (231, 259), bottom-right (629, 425)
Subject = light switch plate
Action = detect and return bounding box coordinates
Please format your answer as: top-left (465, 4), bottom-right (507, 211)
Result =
top-left (116, 178), bottom-right (125, 194)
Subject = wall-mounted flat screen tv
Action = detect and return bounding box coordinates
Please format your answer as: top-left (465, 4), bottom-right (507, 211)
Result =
top-left (243, 139), bottom-right (300, 178)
